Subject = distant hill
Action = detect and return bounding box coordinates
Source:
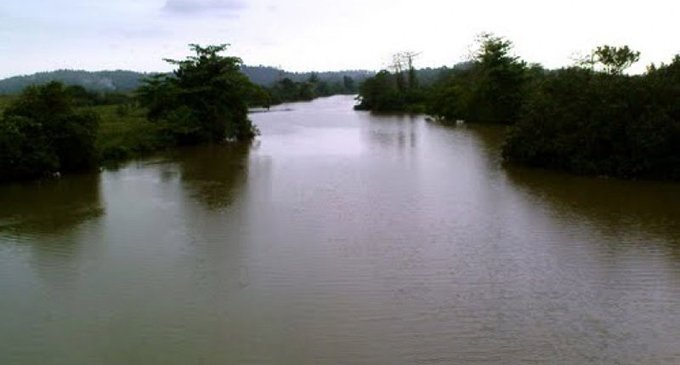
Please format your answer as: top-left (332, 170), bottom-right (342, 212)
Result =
top-left (0, 67), bottom-right (376, 95)
top-left (240, 65), bottom-right (375, 87)
top-left (0, 70), bottom-right (152, 94)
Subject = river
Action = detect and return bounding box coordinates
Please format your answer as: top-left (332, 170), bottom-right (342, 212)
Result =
top-left (1, 95), bottom-right (680, 364)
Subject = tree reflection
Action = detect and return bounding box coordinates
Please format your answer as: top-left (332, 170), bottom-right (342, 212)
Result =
top-left (176, 142), bottom-right (251, 210)
top-left (505, 166), bottom-right (680, 254)
top-left (363, 114), bottom-right (418, 151)
top-left (0, 173), bottom-right (103, 237)
top-left (0, 173), bottom-right (104, 292)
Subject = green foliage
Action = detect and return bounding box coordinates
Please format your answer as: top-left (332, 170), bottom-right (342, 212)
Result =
top-left (95, 103), bottom-right (170, 163)
top-left (0, 116), bottom-right (59, 180)
top-left (64, 85), bottom-right (133, 107)
top-left (503, 58), bottom-right (680, 179)
top-left (427, 33), bottom-right (526, 124)
top-left (355, 52), bottom-right (429, 112)
top-left (264, 75), bottom-right (356, 104)
top-left (355, 71), bottom-right (403, 111)
top-left (245, 84), bottom-right (272, 108)
top-left (357, 35), bottom-right (526, 122)
top-left (426, 66), bottom-right (476, 121)
top-left (593, 45), bottom-right (641, 74)
top-left (239, 66), bottom-right (365, 104)
top-left (0, 82), bottom-right (99, 181)
top-left (0, 95), bottom-right (15, 113)
top-left (137, 44), bottom-right (258, 144)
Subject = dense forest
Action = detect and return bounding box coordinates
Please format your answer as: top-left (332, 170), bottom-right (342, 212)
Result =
top-left (356, 34), bottom-right (680, 180)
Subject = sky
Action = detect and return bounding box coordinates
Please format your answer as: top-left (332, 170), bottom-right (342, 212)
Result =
top-left (1, 0), bottom-right (679, 78)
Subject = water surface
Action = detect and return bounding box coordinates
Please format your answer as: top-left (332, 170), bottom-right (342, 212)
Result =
top-left (2, 95), bottom-right (680, 364)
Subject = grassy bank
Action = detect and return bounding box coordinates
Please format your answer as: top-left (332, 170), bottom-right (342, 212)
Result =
top-left (1, 96), bottom-right (170, 169)
top-left (94, 104), bottom-right (172, 164)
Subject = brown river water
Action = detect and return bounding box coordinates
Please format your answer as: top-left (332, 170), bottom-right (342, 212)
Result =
top-left (1, 95), bottom-right (680, 364)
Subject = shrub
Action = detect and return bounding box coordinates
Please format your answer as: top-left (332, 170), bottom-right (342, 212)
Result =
top-left (0, 82), bottom-right (99, 181)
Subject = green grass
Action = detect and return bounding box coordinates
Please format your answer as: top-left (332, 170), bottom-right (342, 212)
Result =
top-left (2, 90), bottom-right (184, 180)
top-left (91, 104), bottom-right (172, 164)
top-left (2, 95), bottom-right (172, 166)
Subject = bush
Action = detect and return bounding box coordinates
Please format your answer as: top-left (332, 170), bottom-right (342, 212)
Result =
top-left (503, 65), bottom-right (680, 179)
top-left (0, 82), bottom-right (99, 181)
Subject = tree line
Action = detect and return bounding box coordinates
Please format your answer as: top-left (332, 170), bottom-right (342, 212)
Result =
top-left (356, 34), bottom-right (680, 180)
top-left (0, 45), bottom-right (258, 182)
top-left (251, 73), bottom-right (358, 107)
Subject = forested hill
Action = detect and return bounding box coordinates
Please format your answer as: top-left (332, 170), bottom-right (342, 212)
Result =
top-left (0, 67), bottom-right (375, 94)
top-left (0, 70), bottom-right (151, 94)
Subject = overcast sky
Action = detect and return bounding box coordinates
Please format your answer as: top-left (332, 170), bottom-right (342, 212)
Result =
top-left (1, 0), bottom-right (679, 78)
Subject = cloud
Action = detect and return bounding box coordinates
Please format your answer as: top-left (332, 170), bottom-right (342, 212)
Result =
top-left (163, 0), bottom-right (246, 14)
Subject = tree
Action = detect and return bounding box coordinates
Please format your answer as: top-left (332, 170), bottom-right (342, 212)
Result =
top-left (456, 33), bottom-right (527, 124)
top-left (391, 53), bottom-right (407, 93)
top-left (592, 45), bottom-right (640, 74)
top-left (0, 82), bottom-right (99, 181)
top-left (402, 51), bottom-right (421, 89)
top-left (354, 70), bottom-right (401, 111)
top-left (389, 52), bottom-right (421, 92)
top-left (137, 44), bottom-right (258, 144)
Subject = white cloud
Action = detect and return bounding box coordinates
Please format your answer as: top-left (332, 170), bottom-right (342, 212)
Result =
top-left (1, 0), bottom-right (680, 78)
top-left (163, 0), bottom-right (246, 14)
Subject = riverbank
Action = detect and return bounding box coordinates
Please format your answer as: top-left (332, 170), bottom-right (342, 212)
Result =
top-left (0, 95), bottom-right (325, 181)
top-left (94, 104), bottom-right (172, 164)
top-left (0, 99), bottom-right (169, 169)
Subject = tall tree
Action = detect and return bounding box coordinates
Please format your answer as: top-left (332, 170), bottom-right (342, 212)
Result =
top-left (467, 33), bottom-right (527, 124)
top-left (401, 51), bottom-right (421, 89)
top-left (138, 44), bottom-right (258, 144)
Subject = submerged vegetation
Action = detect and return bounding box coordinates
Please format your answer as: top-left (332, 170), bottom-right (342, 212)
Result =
top-left (356, 33), bottom-right (680, 180)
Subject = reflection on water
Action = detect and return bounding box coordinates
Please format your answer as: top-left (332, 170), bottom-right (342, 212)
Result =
top-left (506, 166), bottom-right (680, 256)
top-left (176, 143), bottom-right (250, 210)
top-left (0, 173), bottom-right (104, 291)
top-left (0, 173), bottom-right (103, 237)
top-left (1, 95), bottom-right (680, 364)
top-left (364, 114), bottom-right (418, 149)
